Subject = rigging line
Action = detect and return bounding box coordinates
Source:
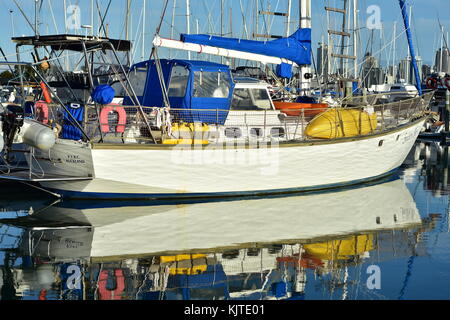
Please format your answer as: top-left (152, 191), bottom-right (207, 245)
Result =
top-left (239, 0), bottom-right (250, 40)
top-left (19, 181), bottom-right (62, 198)
top-left (130, 5), bottom-right (144, 63)
top-left (11, 1), bottom-right (80, 102)
top-left (96, 0), bottom-right (112, 37)
top-left (201, 0), bottom-right (216, 36)
top-left (260, 0), bottom-right (269, 38)
top-left (409, 8), bottom-right (421, 57)
top-left (437, 13), bottom-right (449, 49)
top-left (11, 0), bottom-right (36, 34)
top-left (347, 26), bottom-right (409, 85)
top-left (47, 0), bottom-right (59, 34)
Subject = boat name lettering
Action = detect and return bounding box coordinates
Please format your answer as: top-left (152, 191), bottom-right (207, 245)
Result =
top-left (66, 154), bottom-right (86, 164)
top-left (65, 239), bottom-right (84, 249)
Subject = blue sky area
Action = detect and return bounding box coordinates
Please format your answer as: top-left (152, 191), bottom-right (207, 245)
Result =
top-left (0, 0), bottom-right (447, 66)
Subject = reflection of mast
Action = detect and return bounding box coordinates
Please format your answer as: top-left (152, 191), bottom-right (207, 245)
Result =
top-left (1, 253), bottom-right (18, 300)
top-left (398, 248), bottom-right (416, 299)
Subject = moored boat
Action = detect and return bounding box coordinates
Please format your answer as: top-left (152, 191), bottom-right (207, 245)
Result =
top-left (0, 1), bottom-right (435, 200)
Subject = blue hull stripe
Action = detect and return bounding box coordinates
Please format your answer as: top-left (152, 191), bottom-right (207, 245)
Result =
top-left (48, 168), bottom-right (400, 201)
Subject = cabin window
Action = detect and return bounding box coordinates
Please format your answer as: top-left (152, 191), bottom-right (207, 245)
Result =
top-left (124, 66), bottom-right (148, 97)
top-left (270, 127), bottom-right (286, 138)
top-left (231, 88), bottom-right (272, 111)
top-left (225, 127), bottom-right (242, 138)
top-left (193, 71), bottom-right (230, 98)
top-left (250, 128), bottom-right (263, 137)
top-left (168, 66), bottom-right (189, 97)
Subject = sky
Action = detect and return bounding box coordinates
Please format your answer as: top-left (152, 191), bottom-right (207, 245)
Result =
top-left (0, 0), bottom-right (449, 67)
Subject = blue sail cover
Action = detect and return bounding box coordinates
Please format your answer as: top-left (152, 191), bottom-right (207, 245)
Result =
top-left (180, 28), bottom-right (312, 66)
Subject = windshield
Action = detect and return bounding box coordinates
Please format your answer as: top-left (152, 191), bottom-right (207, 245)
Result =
top-left (231, 88), bottom-right (272, 111)
top-left (193, 71), bottom-right (230, 98)
top-left (168, 66), bottom-right (189, 97)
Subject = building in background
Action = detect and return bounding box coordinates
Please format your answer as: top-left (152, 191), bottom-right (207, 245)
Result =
top-left (422, 64), bottom-right (432, 80)
top-left (434, 48), bottom-right (450, 74)
top-left (398, 56), bottom-right (422, 84)
top-left (361, 53), bottom-right (385, 88)
top-left (317, 42), bottom-right (329, 80)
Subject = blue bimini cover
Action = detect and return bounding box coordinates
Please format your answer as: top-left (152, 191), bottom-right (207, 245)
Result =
top-left (180, 28), bottom-right (312, 66)
top-left (62, 103), bottom-right (84, 140)
top-left (124, 59), bottom-right (234, 125)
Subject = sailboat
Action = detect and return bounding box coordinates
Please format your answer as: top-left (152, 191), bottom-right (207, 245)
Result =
top-left (0, 0), bottom-right (433, 200)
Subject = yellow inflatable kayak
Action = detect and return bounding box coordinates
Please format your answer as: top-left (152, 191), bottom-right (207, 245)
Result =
top-left (305, 109), bottom-right (378, 139)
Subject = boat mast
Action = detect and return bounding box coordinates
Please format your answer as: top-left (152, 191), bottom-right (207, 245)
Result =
top-left (142, 0), bottom-right (146, 61)
top-left (9, 9), bottom-right (15, 38)
top-left (34, 0), bottom-right (39, 36)
top-left (125, 0), bottom-right (131, 40)
top-left (339, 0), bottom-right (348, 76)
top-left (393, 21), bottom-right (397, 80)
top-left (353, 0), bottom-right (358, 79)
top-left (398, 0), bottom-right (422, 95)
top-left (440, 25), bottom-right (444, 73)
top-left (169, 0), bottom-right (177, 59)
top-left (299, 0), bottom-right (312, 95)
top-left (286, 0), bottom-right (292, 37)
top-left (91, 0), bottom-right (94, 36)
top-left (186, 0), bottom-right (191, 59)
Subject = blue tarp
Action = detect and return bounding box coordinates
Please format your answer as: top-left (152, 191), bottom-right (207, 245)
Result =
top-left (62, 103), bottom-right (84, 140)
top-left (276, 63), bottom-right (293, 78)
top-left (180, 28), bottom-right (312, 66)
top-left (92, 85), bottom-right (115, 105)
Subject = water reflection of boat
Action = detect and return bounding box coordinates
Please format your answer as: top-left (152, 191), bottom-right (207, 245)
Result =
top-left (0, 176), bottom-right (436, 300)
top-left (1, 180), bottom-right (421, 257)
top-left (5, 178), bottom-right (421, 258)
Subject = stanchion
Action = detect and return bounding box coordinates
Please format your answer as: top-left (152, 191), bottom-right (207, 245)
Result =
top-left (443, 89), bottom-right (450, 143)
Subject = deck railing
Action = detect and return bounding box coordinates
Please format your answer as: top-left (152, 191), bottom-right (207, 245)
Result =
top-left (35, 91), bottom-right (434, 145)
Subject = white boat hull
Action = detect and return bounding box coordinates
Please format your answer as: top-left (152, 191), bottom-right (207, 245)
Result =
top-left (38, 119), bottom-right (425, 199)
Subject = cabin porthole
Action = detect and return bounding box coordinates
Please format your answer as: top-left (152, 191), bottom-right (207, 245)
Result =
top-left (270, 127), bottom-right (286, 138)
top-left (250, 128), bottom-right (263, 137)
top-left (378, 140), bottom-right (384, 147)
top-left (225, 127), bottom-right (242, 139)
top-left (376, 217), bottom-right (381, 224)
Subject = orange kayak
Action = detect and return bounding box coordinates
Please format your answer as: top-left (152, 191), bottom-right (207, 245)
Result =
top-left (273, 101), bottom-right (328, 117)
